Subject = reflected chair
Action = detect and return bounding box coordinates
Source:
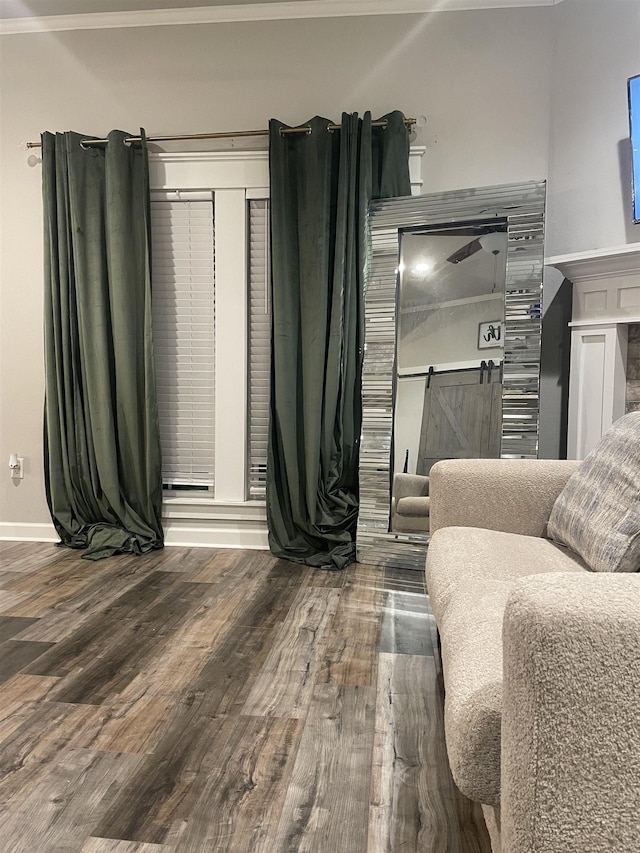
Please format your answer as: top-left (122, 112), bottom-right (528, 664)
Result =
top-left (391, 472), bottom-right (430, 533)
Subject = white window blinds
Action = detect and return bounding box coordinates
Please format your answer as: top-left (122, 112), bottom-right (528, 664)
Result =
top-left (247, 199), bottom-right (271, 499)
top-left (150, 196), bottom-right (216, 489)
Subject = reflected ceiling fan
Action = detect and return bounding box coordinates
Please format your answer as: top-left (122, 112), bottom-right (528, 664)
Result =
top-left (446, 237), bottom-right (482, 264)
top-left (446, 230), bottom-right (506, 265)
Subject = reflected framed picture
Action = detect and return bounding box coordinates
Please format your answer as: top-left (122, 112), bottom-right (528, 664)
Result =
top-left (478, 320), bottom-right (503, 349)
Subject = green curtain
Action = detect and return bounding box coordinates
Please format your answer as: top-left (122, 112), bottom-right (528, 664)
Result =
top-left (42, 129), bottom-right (163, 560)
top-left (267, 111), bottom-right (411, 570)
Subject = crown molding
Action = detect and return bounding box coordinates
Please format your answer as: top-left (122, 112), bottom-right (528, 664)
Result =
top-left (0, 0), bottom-right (566, 35)
top-left (546, 243), bottom-right (640, 283)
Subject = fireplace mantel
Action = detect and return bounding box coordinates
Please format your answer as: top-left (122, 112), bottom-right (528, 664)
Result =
top-left (546, 243), bottom-right (640, 459)
top-left (547, 243), bottom-right (640, 280)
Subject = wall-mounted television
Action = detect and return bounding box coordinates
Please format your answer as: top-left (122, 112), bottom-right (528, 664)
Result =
top-left (629, 74), bottom-right (640, 224)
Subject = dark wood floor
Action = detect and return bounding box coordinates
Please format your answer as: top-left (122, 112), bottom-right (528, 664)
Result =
top-left (0, 541), bottom-right (490, 853)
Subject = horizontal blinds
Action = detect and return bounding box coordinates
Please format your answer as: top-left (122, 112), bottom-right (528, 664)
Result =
top-left (150, 198), bottom-right (215, 488)
top-left (248, 199), bottom-right (271, 499)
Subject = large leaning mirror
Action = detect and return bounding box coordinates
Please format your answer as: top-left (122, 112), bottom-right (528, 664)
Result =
top-left (356, 181), bottom-right (546, 570)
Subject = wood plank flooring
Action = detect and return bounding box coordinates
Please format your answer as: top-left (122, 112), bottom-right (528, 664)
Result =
top-left (0, 541), bottom-right (490, 853)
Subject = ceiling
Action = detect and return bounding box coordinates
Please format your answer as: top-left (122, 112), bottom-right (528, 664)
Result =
top-left (0, 0), bottom-right (566, 27)
top-left (0, 0), bottom-right (303, 17)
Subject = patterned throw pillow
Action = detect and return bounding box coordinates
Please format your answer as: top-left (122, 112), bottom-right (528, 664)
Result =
top-left (547, 412), bottom-right (640, 572)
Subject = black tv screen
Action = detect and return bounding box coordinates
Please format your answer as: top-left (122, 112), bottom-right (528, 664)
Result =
top-left (630, 74), bottom-right (640, 224)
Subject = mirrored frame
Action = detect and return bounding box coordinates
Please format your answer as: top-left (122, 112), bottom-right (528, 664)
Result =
top-left (356, 181), bottom-right (546, 570)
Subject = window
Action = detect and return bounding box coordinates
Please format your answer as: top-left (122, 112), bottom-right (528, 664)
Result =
top-left (247, 199), bottom-right (271, 499)
top-left (151, 194), bottom-right (271, 500)
top-left (148, 155), bottom-right (271, 508)
top-left (151, 194), bottom-right (216, 491)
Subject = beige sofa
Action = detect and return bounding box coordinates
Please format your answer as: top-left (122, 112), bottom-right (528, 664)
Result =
top-left (425, 456), bottom-right (640, 853)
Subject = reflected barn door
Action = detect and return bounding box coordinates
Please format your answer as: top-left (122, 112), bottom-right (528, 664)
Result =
top-left (418, 366), bottom-right (501, 475)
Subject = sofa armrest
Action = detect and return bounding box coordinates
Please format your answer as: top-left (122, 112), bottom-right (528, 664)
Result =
top-left (393, 472), bottom-right (429, 501)
top-left (501, 574), bottom-right (640, 853)
top-left (429, 459), bottom-right (580, 538)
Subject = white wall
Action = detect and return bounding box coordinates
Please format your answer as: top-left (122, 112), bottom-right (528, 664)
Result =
top-left (538, 0), bottom-right (640, 459)
top-left (0, 8), bottom-right (554, 529)
top-left (546, 0), bottom-right (640, 256)
top-left (401, 296), bottom-right (504, 370)
top-left (394, 376), bottom-right (426, 476)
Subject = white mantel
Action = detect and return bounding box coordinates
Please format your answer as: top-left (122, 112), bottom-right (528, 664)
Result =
top-left (546, 243), bottom-right (640, 460)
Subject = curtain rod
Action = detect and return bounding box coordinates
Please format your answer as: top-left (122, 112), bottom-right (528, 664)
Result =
top-left (26, 118), bottom-right (416, 150)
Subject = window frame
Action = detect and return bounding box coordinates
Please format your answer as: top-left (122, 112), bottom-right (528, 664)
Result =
top-left (149, 150), bottom-right (271, 548)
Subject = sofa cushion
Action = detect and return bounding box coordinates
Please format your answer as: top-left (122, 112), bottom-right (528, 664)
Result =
top-left (547, 412), bottom-right (640, 573)
top-left (425, 526), bottom-right (588, 807)
top-left (396, 495), bottom-right (430, 517)
top-left (393, 511), bottom-right (429, 534)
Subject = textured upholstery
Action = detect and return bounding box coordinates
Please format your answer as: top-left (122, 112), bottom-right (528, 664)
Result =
top-left (393, 512), bottom-right (429, 533)
top-left (548, 412), bottom-right (640, 572)
top-left (502, 574), bottom-right (640, 852)
top-left (426, 526), bottom-right (587, 807)
top-left (426, 452), bottom-right (640, 853)
top-left (429, 459), bottom-right (580, 537)
top-left (482, 805), bottom-right (501, 853)
top-left (393, 472), bottom-right (429, 499)
top-left (396, 495), bottom-right (431, 516)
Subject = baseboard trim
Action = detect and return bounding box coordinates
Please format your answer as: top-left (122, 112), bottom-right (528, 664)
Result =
top-left (0, 519), bottom-right (269, 551)
top-left (163, 522), bottom-right (269, 550)
top-left (0, 522), bottom-right (59, 542)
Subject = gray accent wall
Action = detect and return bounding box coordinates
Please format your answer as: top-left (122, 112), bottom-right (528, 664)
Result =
top-left (627, 325), bottom-right (640, 414)
top-left (539, 269), bottom-right (572, 460)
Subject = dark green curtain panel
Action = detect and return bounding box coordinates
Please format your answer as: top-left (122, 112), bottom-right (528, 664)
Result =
top-left (41, 129), bottom-right (163, 560)
top-left (267, 111), bottom-right (411, 570)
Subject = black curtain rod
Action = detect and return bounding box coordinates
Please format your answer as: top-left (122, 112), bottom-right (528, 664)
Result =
top-left (26, 117), bottom-right (416, 150)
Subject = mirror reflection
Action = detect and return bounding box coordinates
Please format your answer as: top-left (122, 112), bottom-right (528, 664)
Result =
top-left (391, 221), bottom-right (508, 535)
